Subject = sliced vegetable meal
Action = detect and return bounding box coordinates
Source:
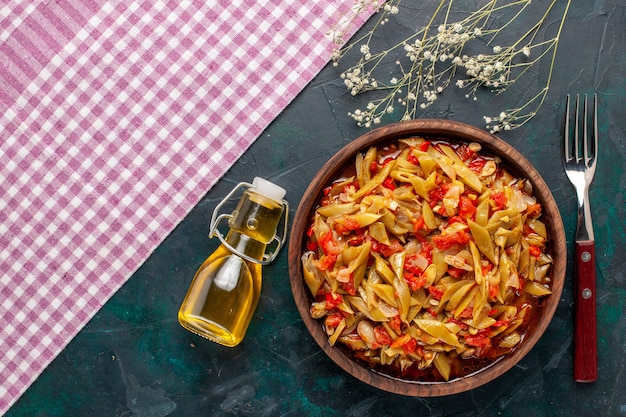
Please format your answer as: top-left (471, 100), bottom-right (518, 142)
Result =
top-left (301, 137), bottom-right (553, 382)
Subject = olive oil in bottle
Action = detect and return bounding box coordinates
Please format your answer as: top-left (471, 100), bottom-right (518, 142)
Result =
top-left (178, 178), bottom-right (287, 347)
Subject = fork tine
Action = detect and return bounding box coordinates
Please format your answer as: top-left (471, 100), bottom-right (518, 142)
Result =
top-left (581, 94), bottom-right (589, 167)
top-left (574, 94), bottom-right (581, 163)
top-left (564, 94), bottom-right (571, 163)
top-left (590, 93), bottom-right (598, 168)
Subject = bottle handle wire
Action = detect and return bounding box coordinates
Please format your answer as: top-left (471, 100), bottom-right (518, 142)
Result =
top-left (209, 182), bottom-right (289, 266)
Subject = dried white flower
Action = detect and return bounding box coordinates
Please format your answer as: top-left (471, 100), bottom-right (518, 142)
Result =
top-left (332, 0), bottom-right (568, 131)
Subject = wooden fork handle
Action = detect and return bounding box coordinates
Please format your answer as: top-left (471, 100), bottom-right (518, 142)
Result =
top-left (574, 240), bottom-right (597, 382)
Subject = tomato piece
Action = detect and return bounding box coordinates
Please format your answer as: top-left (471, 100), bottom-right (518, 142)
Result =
top-left (529, 245), bottom-right (542, 259)
top-left (407, 148), bottom-right (420, 165)
top-left (492, 319), bottom-right (510, 328)
top-left (333, 223), bottom-right (348, 235)
top-left (432, 230), bottom-right (470, 250)
top-left (306, 241), bottom-right (318, 251)
top-left (458, 306), bottom-right (473, 319)
top-left (404, 272), bottom-right (427, 291)
top-left (315, 254), bottom-right (337, 271)
top-left (428, 185), bottom-right (447, 203)
top-left (491, 191), bottom-right (508, 210)
top-left (489, 283), bottom-right (499, 299)
top-left (324, 310), bottom-right (344, 328)
top-left (371, 238), bottom-right (403, 257)
top-left (382, 177), bottom-right (396, 190)
top-left (427, 285), bottom-right (444, 300)
top-left (526, 203), bottom-right (542, 218)
top-left (420, 241), bottom-right (433, 262)
top-left (465, 332), bottom-right (492, 349)
top-left (374, 326), bottom-right (393, 345)
top-left (319, 230), bottom-right (342, 255)
top-left (342, 216), bottom-right (361, 231)
top-left (404, 252), bottom-right (427, 275)
top-left (389, 315), bottom-right (402, 334)
top-left (412, 216), bottom-right (426, 232)
top-left (456, 143), bottom-right (476, 162)
top-left (468, 157), bottom-right (487, 174)
top-left (458, 195), bottom-right (477, 219)
top-left (523, 223), bottom-right (535, 236)
top-left (419, 140), bottom-right (431, 151)
top-left (447, 215), bottom-right (465, 225)
top-left (325, 292), bottom-right (343, 309)
top-left (403, 338), bottom-right (418, 354)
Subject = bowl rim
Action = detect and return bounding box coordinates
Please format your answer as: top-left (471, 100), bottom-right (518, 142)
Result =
top-left (288, 119), bottom-right (566, 396)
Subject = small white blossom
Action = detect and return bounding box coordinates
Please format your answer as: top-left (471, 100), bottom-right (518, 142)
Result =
top-left (383, 4), bottom-right (399, 14)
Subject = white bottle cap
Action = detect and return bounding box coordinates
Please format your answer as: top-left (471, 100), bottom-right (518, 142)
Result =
top-left (252, 177), bottom-right (286, 203)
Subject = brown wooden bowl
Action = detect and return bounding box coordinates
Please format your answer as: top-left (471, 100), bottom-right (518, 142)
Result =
top-left (288, 119), bottom-right (566, 396)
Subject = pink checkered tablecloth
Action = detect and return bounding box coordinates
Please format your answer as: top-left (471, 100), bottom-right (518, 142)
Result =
top-left (0, 0), bottom-right (372, 413)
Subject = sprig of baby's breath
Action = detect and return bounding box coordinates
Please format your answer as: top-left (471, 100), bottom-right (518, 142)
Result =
top-left (331, 0), bottom-right (571, 133)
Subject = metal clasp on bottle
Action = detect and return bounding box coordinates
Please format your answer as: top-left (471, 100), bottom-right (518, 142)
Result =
top-left (208, 181), bottom-right (289, 266)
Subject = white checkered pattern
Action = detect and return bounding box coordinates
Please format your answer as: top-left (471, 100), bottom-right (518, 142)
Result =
top-left (0, 0), bottom-right (372, 413)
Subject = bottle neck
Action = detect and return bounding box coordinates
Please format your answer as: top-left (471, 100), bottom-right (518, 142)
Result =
top-left (225, 230), bottom-right (266, 262)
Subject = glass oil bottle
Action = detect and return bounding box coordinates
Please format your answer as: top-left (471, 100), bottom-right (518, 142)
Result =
top-left (178, 177), bottom-right (288, 347)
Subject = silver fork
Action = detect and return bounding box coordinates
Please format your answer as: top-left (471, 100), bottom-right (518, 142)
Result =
top-left (562, 94), bottom-right (598, 383)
